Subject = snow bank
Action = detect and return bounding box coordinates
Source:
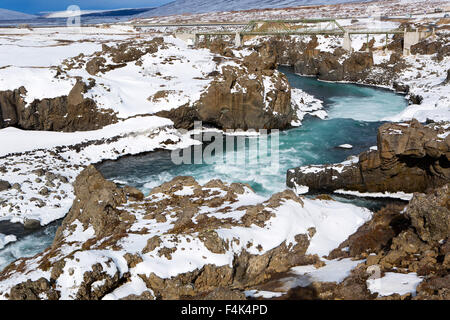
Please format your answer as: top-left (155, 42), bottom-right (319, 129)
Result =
top-left (367, 272), bottom-right (423, 297)
top-left (0, 234), bottom-right (17, 250)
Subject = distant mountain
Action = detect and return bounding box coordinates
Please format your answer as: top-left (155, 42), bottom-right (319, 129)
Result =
top-left (0, 8), bottom-right (36, 20)
top-left (140, 0), bottom-right (373, 17)
top-left (43, 8), bottom-right (154, 19)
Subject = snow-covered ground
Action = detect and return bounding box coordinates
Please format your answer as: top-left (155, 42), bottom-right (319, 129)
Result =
top-left (0, 1), bottom-right (446, 298)
top-left (135, 0), bottom-right (449, 24)
top-left (0, 118), bottom-right (198, 225)
top-left (367, 272), bottom-right (423, 296)
top-left (0, 25), bottom-right (324, 226)
top-left (0, 178), bottom-right (373, 300)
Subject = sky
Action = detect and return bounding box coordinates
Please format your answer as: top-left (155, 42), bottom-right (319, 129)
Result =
top-left (1, 0), bottom-right (173, 14)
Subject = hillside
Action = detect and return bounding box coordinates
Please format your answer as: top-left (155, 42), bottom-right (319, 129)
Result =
top-left (140, 0), bottom-right (372, 17)
top-left (0, 8), bottom-right (36, 20)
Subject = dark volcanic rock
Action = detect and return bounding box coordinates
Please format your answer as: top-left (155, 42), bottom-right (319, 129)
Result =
top-left (0, 180), bottom-right (11, 192)
top-left (0, 80), bottom-right (117, 132)
top-left (158, 43), bottom-right (294, 130)
top-left (1, 167), bottom-right (317, 300)
top-left (322, 184), bottom-right (450, 300)
top-left (287, 120), bottom-right (450, 194)
top-left (406, 184), bottom-right (450, 245)
top-left (293, 50), bottom-right (373, 82)
top-left (23, 219), bottom-right (41, 230)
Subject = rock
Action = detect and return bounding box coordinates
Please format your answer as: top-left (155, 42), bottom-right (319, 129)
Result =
top-left (11, 183), bottom-right (21, 191)
top-left (24, 219), bottom-right (41, 230)
top-left (38, 187), bottom-right (50, 196)
top-left (0, 180), bottom-right (11, 192)
top-left (1, 167), bottom-right (316, 300)
top-left (287, 120), bottom-right (450, 194)
top-left (123, 186), bottom-right (144, 201)
top-left (393, 81), bottom-right (410, 93)
top-left (200, 288), bottom-right (246, 300)
top-left (445, 69), bottom-right (450, 84)
top-left (293, 50), bottom-right (373, 83)
top-left (158, 44), bottom-right (294, 130)
top-left (86, 57), bottom-right (107, 76)
top-left (0, 81), bottom-right (117, 132)
top-left (53, 165), bottom-right (128, 242)
top-left (9, 278), bottom-right (59, 300)
top-left (406, 185), bottom-right (450, 245)
top-left (328, 204), bottom-right (409, 259)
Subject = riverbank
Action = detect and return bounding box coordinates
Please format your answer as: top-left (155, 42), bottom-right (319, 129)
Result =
top-left (0, 15), bottom-right (448, 299)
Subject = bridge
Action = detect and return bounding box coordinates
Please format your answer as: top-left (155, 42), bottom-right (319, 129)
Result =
top-left (190, 19), bottom-right (434, 55)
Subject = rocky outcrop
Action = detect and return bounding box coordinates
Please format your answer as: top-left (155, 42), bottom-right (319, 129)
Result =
top-left (323, 184), bottom-right (450, 300)
top-left (158, 43), bottom-right (294, 130)
top-left (287, 120), bottom-right (450, 194)
top-left (85, 38), bottom-right (164, 76)
top-left (0, 180), bottom-right (11, 192)
top-left (410, 39), bottom-right (450, 60)
top-left (266, 36), bottom-right (409, 89)
top-left (0, 166), bottom-right (323, 300)
top-left (293, 50), bottom-right (375, 82)
top-left (0, 80), bottom-right (117, 132)
top-left (406, 185), bottom-right (450, 245)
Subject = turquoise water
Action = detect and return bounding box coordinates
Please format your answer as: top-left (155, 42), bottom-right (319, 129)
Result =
top-left (98, 67), bottom-right (408, 197)
top-left (0, 67), bottom-right (408, 271)
top-left (0, 221), bottom-right (60, 270)
top-left (280, 67), bottom-right (407, 122)
top-left (99, 118), bottom-right (380, 196)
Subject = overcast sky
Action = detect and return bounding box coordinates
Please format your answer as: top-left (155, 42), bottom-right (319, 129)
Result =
top-left (1, 0), bottom-right (172, 14)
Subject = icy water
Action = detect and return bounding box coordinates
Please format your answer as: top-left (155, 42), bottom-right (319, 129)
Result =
top-left (98, 67), bottom-right (408, 197)
top-left (0, 67), bottom-right (408, 271)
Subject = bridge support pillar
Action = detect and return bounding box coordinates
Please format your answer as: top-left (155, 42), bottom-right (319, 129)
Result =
top-left (343, 32), bottom-right (352, 52)
top-left (235, 32), bottom-right (242, 47)
top-left (403, 28), bottom-right (432, 55)
top-left (403, 29), bottom-right (420, 55)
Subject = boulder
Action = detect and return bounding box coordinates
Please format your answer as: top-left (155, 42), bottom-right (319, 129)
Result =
top-left (23, 219), bottom-right (41, 230)
top-left (406, 184), bottom-right (450, 245)
top-left (0, 180), bottom-right (11, 192)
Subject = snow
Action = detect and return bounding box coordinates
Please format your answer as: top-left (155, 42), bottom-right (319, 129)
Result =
top-left (279, 258), bottom-right (364, 290)
top-left (0, 234), bottom-right (17, 250)
top-left (367, 272), bottom-right (423, 297)
top-left (139, 0), bottom-right (373, 17)
top-left (291, 88), bottom-right (327, 126)
top-left (216, 198), bottom-right (372, 258)
top-left (0, 116), bottom-right (173, 157)
top-left (103, 276), bottom-right (152, 300)
top-left (245, 290), bottom-right (283, 299)
top-left (334, 189), bottom-right (414, 201)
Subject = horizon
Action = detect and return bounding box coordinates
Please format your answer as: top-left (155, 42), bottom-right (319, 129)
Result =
top-left (0, 0), bottom-right (173, 14)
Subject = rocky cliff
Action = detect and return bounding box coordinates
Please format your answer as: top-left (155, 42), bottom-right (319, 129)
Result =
top-left (158, 42), bottom-right (295, 130)
top-left (320, 184), bottom-right (450, 300)
top-left (0, 80), bottom-right (117, 132)
top-left (287, 120), bottom-right (450, 194)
